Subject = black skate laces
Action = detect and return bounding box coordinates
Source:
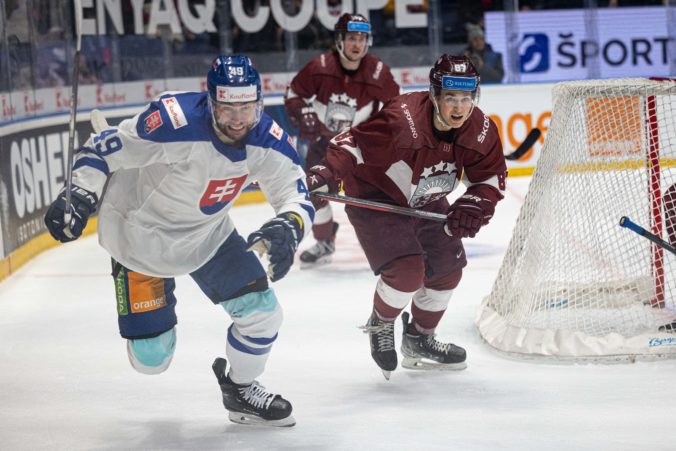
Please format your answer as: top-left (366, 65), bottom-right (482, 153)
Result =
top-left (238, 381), bottom-right (275, 410)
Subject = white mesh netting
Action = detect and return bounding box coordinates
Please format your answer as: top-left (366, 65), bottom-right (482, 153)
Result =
top-left (477, 78), bottom-right (676, 362)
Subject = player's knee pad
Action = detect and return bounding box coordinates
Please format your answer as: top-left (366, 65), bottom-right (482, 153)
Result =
top-left (375, 255), bottom-right (425, 312)
top-left (127, 327), bottom-right (176, 375)
top-left (413, 286), bottom-right (454, 312)
top-left (380, 255), bottom-right (425, 292)
top-left (220, 288), bottom-right (283, 356)
top-left (426, 269), bottom-right (463, 291)
top-left (375, 277), bottom-right (416, 311)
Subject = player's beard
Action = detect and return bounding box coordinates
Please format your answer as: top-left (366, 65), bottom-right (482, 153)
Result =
top-left (213, 118), bottom-right (253, 143)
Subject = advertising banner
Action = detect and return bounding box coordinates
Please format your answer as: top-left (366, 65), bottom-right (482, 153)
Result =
top-left (0, 81), bottom-right (557, 259)
top-left (0, 119), bottom-right (96, 257)
top-left (486, 7), bottom-right (672, 82)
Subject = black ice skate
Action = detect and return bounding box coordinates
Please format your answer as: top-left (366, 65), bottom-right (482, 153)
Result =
top-left (400, 312), bottom-right (467, 371)
top-left (212, 357), bottom-right (295, 427)
top-left (659, 321), bottom-right (676, 333)
top-left (360, 310), bottom-right (397, 380)
top-left (299, 223), bottom-right (339, 267)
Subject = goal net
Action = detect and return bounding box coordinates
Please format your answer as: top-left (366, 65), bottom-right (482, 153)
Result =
top-left (477, 78), bottom-right (676, 362)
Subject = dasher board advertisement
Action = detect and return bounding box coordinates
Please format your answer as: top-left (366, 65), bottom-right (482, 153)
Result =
top-left (485, 7), bottom-right (672, 82)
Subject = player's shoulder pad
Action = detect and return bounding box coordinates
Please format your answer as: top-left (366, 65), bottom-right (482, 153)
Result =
top-left (307, 51), bottom-right (341, 77)
top-left (455, 107), bottom-right (500, 155)
top-left (245, 113), bottom-right (300, 165)
top-left (352, 92), bottom-right (425, 151)
top-left (358, 54), bottom-right (393, 84)
top-left (135, 91), bottom-right (211, 143)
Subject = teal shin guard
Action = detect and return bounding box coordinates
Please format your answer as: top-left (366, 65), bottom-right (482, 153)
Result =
top-left (127, 328), bottom-right (177, 375)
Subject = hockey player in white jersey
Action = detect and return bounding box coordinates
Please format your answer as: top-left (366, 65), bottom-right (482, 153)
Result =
top-left (44, 55), bottom-right (314, 427)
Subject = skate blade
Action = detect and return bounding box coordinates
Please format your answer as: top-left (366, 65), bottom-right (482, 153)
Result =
top-left (228, 411), bottom-right (296, 427)
top-left (299, 255), bottom-right (333, 269)
top-left (401, 357), bottom-right (467, 371)
top-left (381, 370), bottom-right (392, 380)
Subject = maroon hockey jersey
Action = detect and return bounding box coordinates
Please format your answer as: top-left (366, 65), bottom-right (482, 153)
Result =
top-left (285, 51), bottom-right (400, 138)
top-left (325, 91), bottom-right (507, 209)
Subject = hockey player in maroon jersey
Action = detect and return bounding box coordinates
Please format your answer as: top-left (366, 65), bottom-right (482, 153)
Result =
top-left (305, 55), bottom-right (507, 378)
top-left (284, 12), bottom-right (400, 267)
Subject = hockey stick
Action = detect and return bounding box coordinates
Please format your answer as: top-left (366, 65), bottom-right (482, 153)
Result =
top-left (63, 0), bottom-right (83, 238)
top-left (505, 128), bottom-right (541, 161)
top-left (313, 192), bottom-right (447, 222)
top-left (619, 216), bottom-right (676, 256)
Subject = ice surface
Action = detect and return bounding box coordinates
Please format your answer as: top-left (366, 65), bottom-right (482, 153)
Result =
top-left (1, 177), bottom-right (674, 451)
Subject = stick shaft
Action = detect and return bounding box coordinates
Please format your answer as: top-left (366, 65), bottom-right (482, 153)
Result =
top-left (64, 0), bottom-right (83, 220)
top-left (619, 216), bottom-right (676, 256)
top-left (314, 193), bottom-right (447, 222)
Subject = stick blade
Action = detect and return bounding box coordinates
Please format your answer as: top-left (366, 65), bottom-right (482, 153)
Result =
top-left (505, 128), bottom-right (542, 160)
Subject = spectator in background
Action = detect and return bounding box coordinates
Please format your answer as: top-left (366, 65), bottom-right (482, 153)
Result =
top-left (77, 53), bottom-right (100, 85)
top-left (464, 25), bottom-right (504, 83)
top-left (5, 0), bottom-right (30, 43)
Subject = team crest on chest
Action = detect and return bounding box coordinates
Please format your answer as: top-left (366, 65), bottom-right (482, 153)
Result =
top-left (409, 161), bottom-right (458, 208)
top-left (199, 175), bottom-right (248, 214)
top-left (325, 93), bottom-right (357, 132)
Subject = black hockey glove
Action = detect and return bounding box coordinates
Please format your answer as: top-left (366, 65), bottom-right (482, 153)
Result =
top-left (298, 107), bottom-right (321, 142)
top-left (247, 212), bottom-right (304, 282)
top-left (44, 186), bottom-right (98, 243)
top-left (305, 164), bottom-right (339, 210)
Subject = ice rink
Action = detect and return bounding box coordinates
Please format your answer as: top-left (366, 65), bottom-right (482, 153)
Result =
top-left (1, 176), bottom-right (675, 451)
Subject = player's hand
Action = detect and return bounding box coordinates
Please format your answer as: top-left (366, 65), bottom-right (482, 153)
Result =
top-left (305, 165), bottom-right (339, 210)
top-left (247, 212), bottom-right (304, 282)
top-left (445, 193), bottom-right (495, 238)
top-left (44, 186), bottom-right (98, 243)
top-left (298, 107), bottom-right (321, 142)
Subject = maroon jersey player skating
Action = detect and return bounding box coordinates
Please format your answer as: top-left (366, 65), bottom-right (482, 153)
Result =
top-left (284, 13), bottom-right (399, 267)
top-left (306, 55), bottom-right (507, 379)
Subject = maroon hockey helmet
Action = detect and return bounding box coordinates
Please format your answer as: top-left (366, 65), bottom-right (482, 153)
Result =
top-left (429, 54), bottom-right (480, 93)
top-left (334, 13), bottom-right (373, 49)
top-left (429, 55), bottom-right (481, 129)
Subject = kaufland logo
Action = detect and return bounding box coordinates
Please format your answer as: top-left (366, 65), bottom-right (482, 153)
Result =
top-left (519, 33), bottom-right (550, 73)
top-left (216, 86), bottom-right (257, 102)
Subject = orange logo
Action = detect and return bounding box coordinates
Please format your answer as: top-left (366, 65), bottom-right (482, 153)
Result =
top-left (585, 96), bottom-right (641, 157)
top-left (128, 273), bottom-right (168, 313)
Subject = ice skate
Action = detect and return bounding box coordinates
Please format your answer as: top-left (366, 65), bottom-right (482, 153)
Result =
top-left (400, 312), bottom-right (467, 371)
top-left (659, 321), bottom-right (676, 333)
top-left (359, 310), bottom-right (397, 380)
top-left (212, 357), bottom-right (295, 427)
top-left (300, 223), bottom-right (338, 268)
top-left (299, 239), bottom-right (335, 267)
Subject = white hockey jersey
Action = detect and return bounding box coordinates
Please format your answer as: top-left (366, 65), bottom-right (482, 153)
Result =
top-left (72, 91), bottom-right (314, 277)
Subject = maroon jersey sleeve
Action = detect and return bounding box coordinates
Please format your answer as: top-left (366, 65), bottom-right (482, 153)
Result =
top-left (284, 56), bottom-right (324, 126)
top-left (323, 107), bottom-right (399, 184)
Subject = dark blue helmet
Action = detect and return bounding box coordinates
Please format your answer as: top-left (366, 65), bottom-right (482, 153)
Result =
top-left (207, 55), bottom-right (262, 104)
